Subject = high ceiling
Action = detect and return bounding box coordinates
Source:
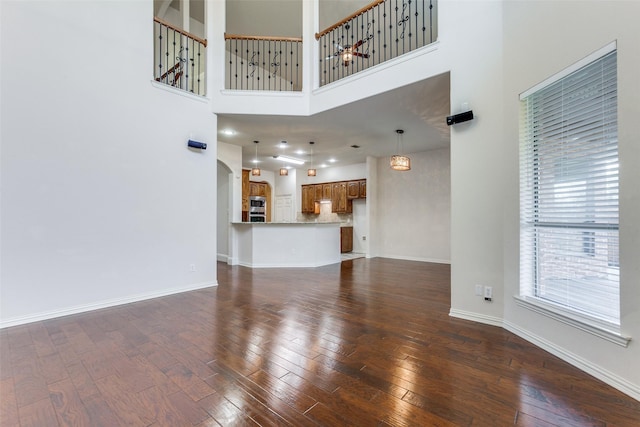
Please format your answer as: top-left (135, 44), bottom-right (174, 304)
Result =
top-left (154, 0), bottom-right (451, 171)
top-left (218, 73), bottom-right (451, 171)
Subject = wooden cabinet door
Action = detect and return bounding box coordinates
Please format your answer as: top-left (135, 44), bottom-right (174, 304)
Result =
top-left (331, 182), bottom-right (347, 212)
top-left (359, 179), bottom-right (367, 198)
top-left (347, 181), bottom-right (360, 199)
top-left (249, 182), bottom-right (259, 196)
top-left (340, 227), bottom-right (353, 253)
top-left (301, 185), bottom-right (314, 213)
top-left (323, 184), bottom-right (332, 200)
top-left (314, 184), bottom-right (323, 201)
top-left (242, 170), bottom-right (250, 212)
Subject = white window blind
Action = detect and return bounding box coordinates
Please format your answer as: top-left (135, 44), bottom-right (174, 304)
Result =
top-left (519, 46), bottom-right (619, 327)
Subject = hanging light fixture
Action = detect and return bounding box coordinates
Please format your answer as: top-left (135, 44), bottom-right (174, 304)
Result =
top-left (307, 141), bottom-right (317, 177)
top-left (251, 140), bottom-right (261, 176)
top-left (279, 141), bottom-right (289, 176)
top-left (390, 129), bottom-right (411, 171)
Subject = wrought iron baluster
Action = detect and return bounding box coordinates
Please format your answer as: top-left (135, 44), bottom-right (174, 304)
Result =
top-left (422, 0), bottom-right (426, 46)
top-left (429, 0), bottom-right (434, 43)
top-left (157, 22), bottom-right (162, 81)
top-left (196, 42), bottom-right (201, 94)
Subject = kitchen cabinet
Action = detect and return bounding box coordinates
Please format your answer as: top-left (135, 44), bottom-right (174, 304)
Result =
top-left (323, 184), bottom-right (332, 200)
top-left (331, 182), bottom-right (348, 213)
top-left (242, 170), bottom-right (250, 212)
top-left (359, 180), bottom-right (367, 198)
top-left (340, 226), bottom-right (353, 253)
top-left (301, 185), bottom-right (316, 213)
top-left (247, 181), bottom-right (272, 222)
top-left (314, 184), bottom-right (323, 201)
top-left (250, 182), bottom-right (267, 197)
top-left (347, 181), bottom-right (360, 199)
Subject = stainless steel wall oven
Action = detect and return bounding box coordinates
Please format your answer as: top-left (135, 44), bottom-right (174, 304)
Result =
top-left (248, 196), bottom-right (266, 222)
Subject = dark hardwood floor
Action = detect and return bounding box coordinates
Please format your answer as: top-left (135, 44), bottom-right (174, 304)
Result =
top-left (1, 258), bottom-right (639, 426)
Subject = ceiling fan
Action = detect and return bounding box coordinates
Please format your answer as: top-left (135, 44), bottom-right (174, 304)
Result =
top-left (327, 39), bottom-right (370, 67)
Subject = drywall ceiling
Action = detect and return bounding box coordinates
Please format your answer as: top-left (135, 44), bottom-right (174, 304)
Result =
top-left (218, 72), bottom-right (451, 171)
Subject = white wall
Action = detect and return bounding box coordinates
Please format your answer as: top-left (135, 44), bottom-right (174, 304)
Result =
top-left (375, 148), bottom-right (450, 263)
top-left (275, 169), bottom-right (297, 197)
top-left (438, 0), bottom-right (640, 400)
top-left (0, 0), bottom-right (217, 326)
top-left (499, 0), bottom-right (640, 400)
top-left (298, 163), bottom-right (366, 185)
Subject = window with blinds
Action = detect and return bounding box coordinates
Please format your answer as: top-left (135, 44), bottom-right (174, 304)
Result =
top-left (519, 43), bottom-right (619, 328)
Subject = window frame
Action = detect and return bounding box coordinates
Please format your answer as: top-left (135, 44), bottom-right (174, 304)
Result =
top-left (517, 41), bottom-right (629, 347)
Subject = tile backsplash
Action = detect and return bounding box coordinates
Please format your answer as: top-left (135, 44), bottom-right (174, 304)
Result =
top-left (297, 202), bottom-right (352, 224)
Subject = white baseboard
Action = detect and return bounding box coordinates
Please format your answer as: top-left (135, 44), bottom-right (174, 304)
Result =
top-left (217, 253), bottom-right (230, 263)
top-left (503, 320), bottom-right (640, 402)
top-left (449, 308), bottom-right (504, 327)
top-left (379, 254), bottom-right (451, 264)
top-left (449, 308), bottom-right (640, 401)
top-left (0, 281), bottom-right (218, 329)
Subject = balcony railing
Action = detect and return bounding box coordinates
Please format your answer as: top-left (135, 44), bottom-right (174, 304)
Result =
top-left (154, 17), bottom-right (207, 96)
top-left (316, 0), bottom-right (437, 86)
top-left (225, 34), bottom-right (303, 91)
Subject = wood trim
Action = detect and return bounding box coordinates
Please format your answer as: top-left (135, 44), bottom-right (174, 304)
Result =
top-left (224, 33), bottom-right (303, 43)
top-left (315, 0), bottom-right (386, 40)
top-left (153, 16), bottom-right (208, 47)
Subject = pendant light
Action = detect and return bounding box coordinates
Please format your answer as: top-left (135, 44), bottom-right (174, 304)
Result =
top-left (307, 141), bottom-right (317, 177)
top-left (251, 140), bottom-right (261, 176)
top-left (279, 141), bottom-right (289, 176)
top-left (390, 129), bottom-right (411, 171)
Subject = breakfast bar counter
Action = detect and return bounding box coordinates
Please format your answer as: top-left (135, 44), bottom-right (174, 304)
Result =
top-left (231, 222), bottom-right (341, 268)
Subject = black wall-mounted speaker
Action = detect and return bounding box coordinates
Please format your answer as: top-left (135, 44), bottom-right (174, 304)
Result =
top-left (188, 139), bottom-right (207, 150)
top-left (446, 110), bottom-right (474, 126)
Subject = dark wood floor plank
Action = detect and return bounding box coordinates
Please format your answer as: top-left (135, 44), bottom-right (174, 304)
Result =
top-left (0, 377), bottom-right (20, 426)
top-left (1, 258), bottom-right (639, 426)
top-left (93, 374), bottom-right (155, 425)
top-left (48, 377), bottom-right (93, 426)
top-left (163, 362), bottom-right (216, 401)
top-left (65, 361), bottom-right (101, 401)
top-left (18, 397), bottom-right (59, 427)
top-left (81, 394), bottom-right (123, 427)
top-left (167, 389), bottom-right (213, 425)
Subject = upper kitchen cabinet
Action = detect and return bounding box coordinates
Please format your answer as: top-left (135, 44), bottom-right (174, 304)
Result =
top-left (347, 181), bottom-right (360, 199)
top-left (301, 185), bottom-right (317, 214)
top-left (323, 184), bottom-right (332, 200)
top-left (331, 182), bottom-right (348, 213)
top-left (314, 184), bottom-right (324, 202)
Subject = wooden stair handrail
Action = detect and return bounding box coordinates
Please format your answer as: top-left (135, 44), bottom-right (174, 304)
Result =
top-left (156, 61), bottom-right (182, 82)
top-left (315, 0), bottom-right (386, 40)
top-left (154, 16), bottom-right (208, 47)
top-left (224, 33), bottom-right (302, 43)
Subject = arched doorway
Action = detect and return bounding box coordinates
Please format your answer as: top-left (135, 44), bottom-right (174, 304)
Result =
top-left (217, 160), bottom-right (232, 263)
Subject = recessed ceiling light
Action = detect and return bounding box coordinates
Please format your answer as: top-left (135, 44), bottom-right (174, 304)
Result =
top-left (221, 129), bottom-right (236, 136)
top-left (320, 164), bottom-right (328, 168)
top-left (350, 144), bottom-right (360, 148)
top-left (328, 158), bottom-right (337, 163)
top-left (295, 149), bottom-right (305, 155)
top-left (273, 155), bottom-right (305, 165)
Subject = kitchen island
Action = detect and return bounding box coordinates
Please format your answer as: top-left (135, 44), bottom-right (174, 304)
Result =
top-left (231, 222), bottom-right (341, 268)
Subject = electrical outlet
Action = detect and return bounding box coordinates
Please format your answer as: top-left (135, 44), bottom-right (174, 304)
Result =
top-left (189, 264), bottom-right (196, 272)
top-left (484, 286), bottom-right (493, 301)
top-left (475, 285), bottom-right (483, 296)
top-left (362, 236), bottom-right (366, 241)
